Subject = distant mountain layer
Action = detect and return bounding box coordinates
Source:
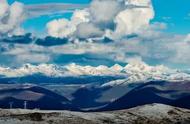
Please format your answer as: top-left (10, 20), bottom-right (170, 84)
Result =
top-left (52, 80), bottom-right (190, 111)
top-left (98, 81), bottom-right (190, 111)
top-left (0, 80), bottom-right (189, 112)
top-left (0, 75), bottom-right (125, 85)
top-left (0, 84), bottom-right (78, 111)
top-left (0, 104), bottom-right (189, 124)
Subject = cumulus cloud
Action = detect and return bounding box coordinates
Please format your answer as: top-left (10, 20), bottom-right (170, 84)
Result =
top-left (46, 0), bottom-right (154, 39)
top-left (0, 0), bottom-right (25, 36)
top-left (74, 0), bottom-right (124, 39)
top-left (0, 0), bottom-right (9, 17)
top-left (111, 0), bottom-right (154, 39)
top-left (46, 19), bottom-right (76, 38)
top-left (46, 9), bottom-right (90, 38)
top-left (75, 23), bottom-right (104, 39)
top-left (89, 0), bottom-right (123, 26)
top-left (0, 1), bottom-right (88, 37)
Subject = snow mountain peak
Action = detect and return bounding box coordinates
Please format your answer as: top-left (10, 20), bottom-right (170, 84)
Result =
top-left (0, 61), bottom-right (190, 86)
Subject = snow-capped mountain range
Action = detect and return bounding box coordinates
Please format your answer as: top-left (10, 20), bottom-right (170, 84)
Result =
top-left (0, 60), bottom-right (190, 85)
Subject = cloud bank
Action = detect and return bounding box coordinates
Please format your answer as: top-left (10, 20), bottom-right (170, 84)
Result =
top-left (1, 33), bottom-right (190, 69)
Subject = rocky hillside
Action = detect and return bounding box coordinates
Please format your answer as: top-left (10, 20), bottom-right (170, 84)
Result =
top-left (0, 104), bottom-right (189, 124)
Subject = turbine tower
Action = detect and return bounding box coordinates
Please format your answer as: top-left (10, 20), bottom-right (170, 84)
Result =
top-left (9, 102), bottom-right (13, 109)
top-left (24, 101), bottom-right (27, 109)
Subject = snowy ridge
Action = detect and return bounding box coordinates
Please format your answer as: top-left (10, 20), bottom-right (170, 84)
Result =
top-left (102, 60), bottom-right (190, 86)
top-left (128, 104), bottom-right (173, 118)
top-left (0, 64), bottom-right (65, 77)
top-left (65, 63), bottom-right (124, 76)
top-left (0, 61), bottom-right (190, 85)
top-left (0, 63), bottom-right (125, 77)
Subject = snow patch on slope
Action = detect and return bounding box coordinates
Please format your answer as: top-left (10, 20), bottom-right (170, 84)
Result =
top-left (131, 104), bottom-right (173, 118)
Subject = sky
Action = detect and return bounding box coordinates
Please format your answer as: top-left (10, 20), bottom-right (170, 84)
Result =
top-left (7, 0), bottom-right (190, 35)
top-left (0, 0), bottom-right (190, 70)
top-left (7, 0), bottom-right (90, 36)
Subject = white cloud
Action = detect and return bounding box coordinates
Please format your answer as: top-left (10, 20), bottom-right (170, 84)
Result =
top-left (1, 44), bottom-right (50, 66)
top-left (46, 19), bottom-right (75, 38)
top-left (26, 3), bottom-right (87, 18)
top-left (0, 1), bottom-right (89, 36)
top-left (71, 9), bottom-right (90, 24)
top-left (0, 0), bottom-right (9, 17)
top-left (49, 42), bottom-right (114, 54)
top-left (89, 0), bottom-right (123, 25)
top-left (75, 23), bottom-right (104, 39)
top-left (127, 0), bottom-right (152, 6)
top-left (16, 53), bottom-right (50, 64)
top-left (46, 9), bottom-right (90, 38)
top-left (184, 34), bottom-right (190, 42)
top-left (46, 0), bottom-right (155, 39)
top-left (111, 0), bottom-right (154, 39)
top-left (71, 0), bottom-right (124, 39)
top-left (0, 0), bottom-right (25, 36)
top-left (166, 34), bottom-right (190, 65)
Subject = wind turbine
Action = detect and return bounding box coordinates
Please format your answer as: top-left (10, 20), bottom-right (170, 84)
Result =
top-left (24, 101), bottom-right (27, 109)
top-left (9, 102), bottom-right (13, 109)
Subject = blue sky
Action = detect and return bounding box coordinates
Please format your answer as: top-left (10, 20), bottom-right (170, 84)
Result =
top-left (8, 0), bottom-right (91, 4)
top-left (152, 0), bottom-right (190, 34)
top-left (7, 0), bottom-right (190, 35)
top-left (22, 13), bottom-right (73, 36)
